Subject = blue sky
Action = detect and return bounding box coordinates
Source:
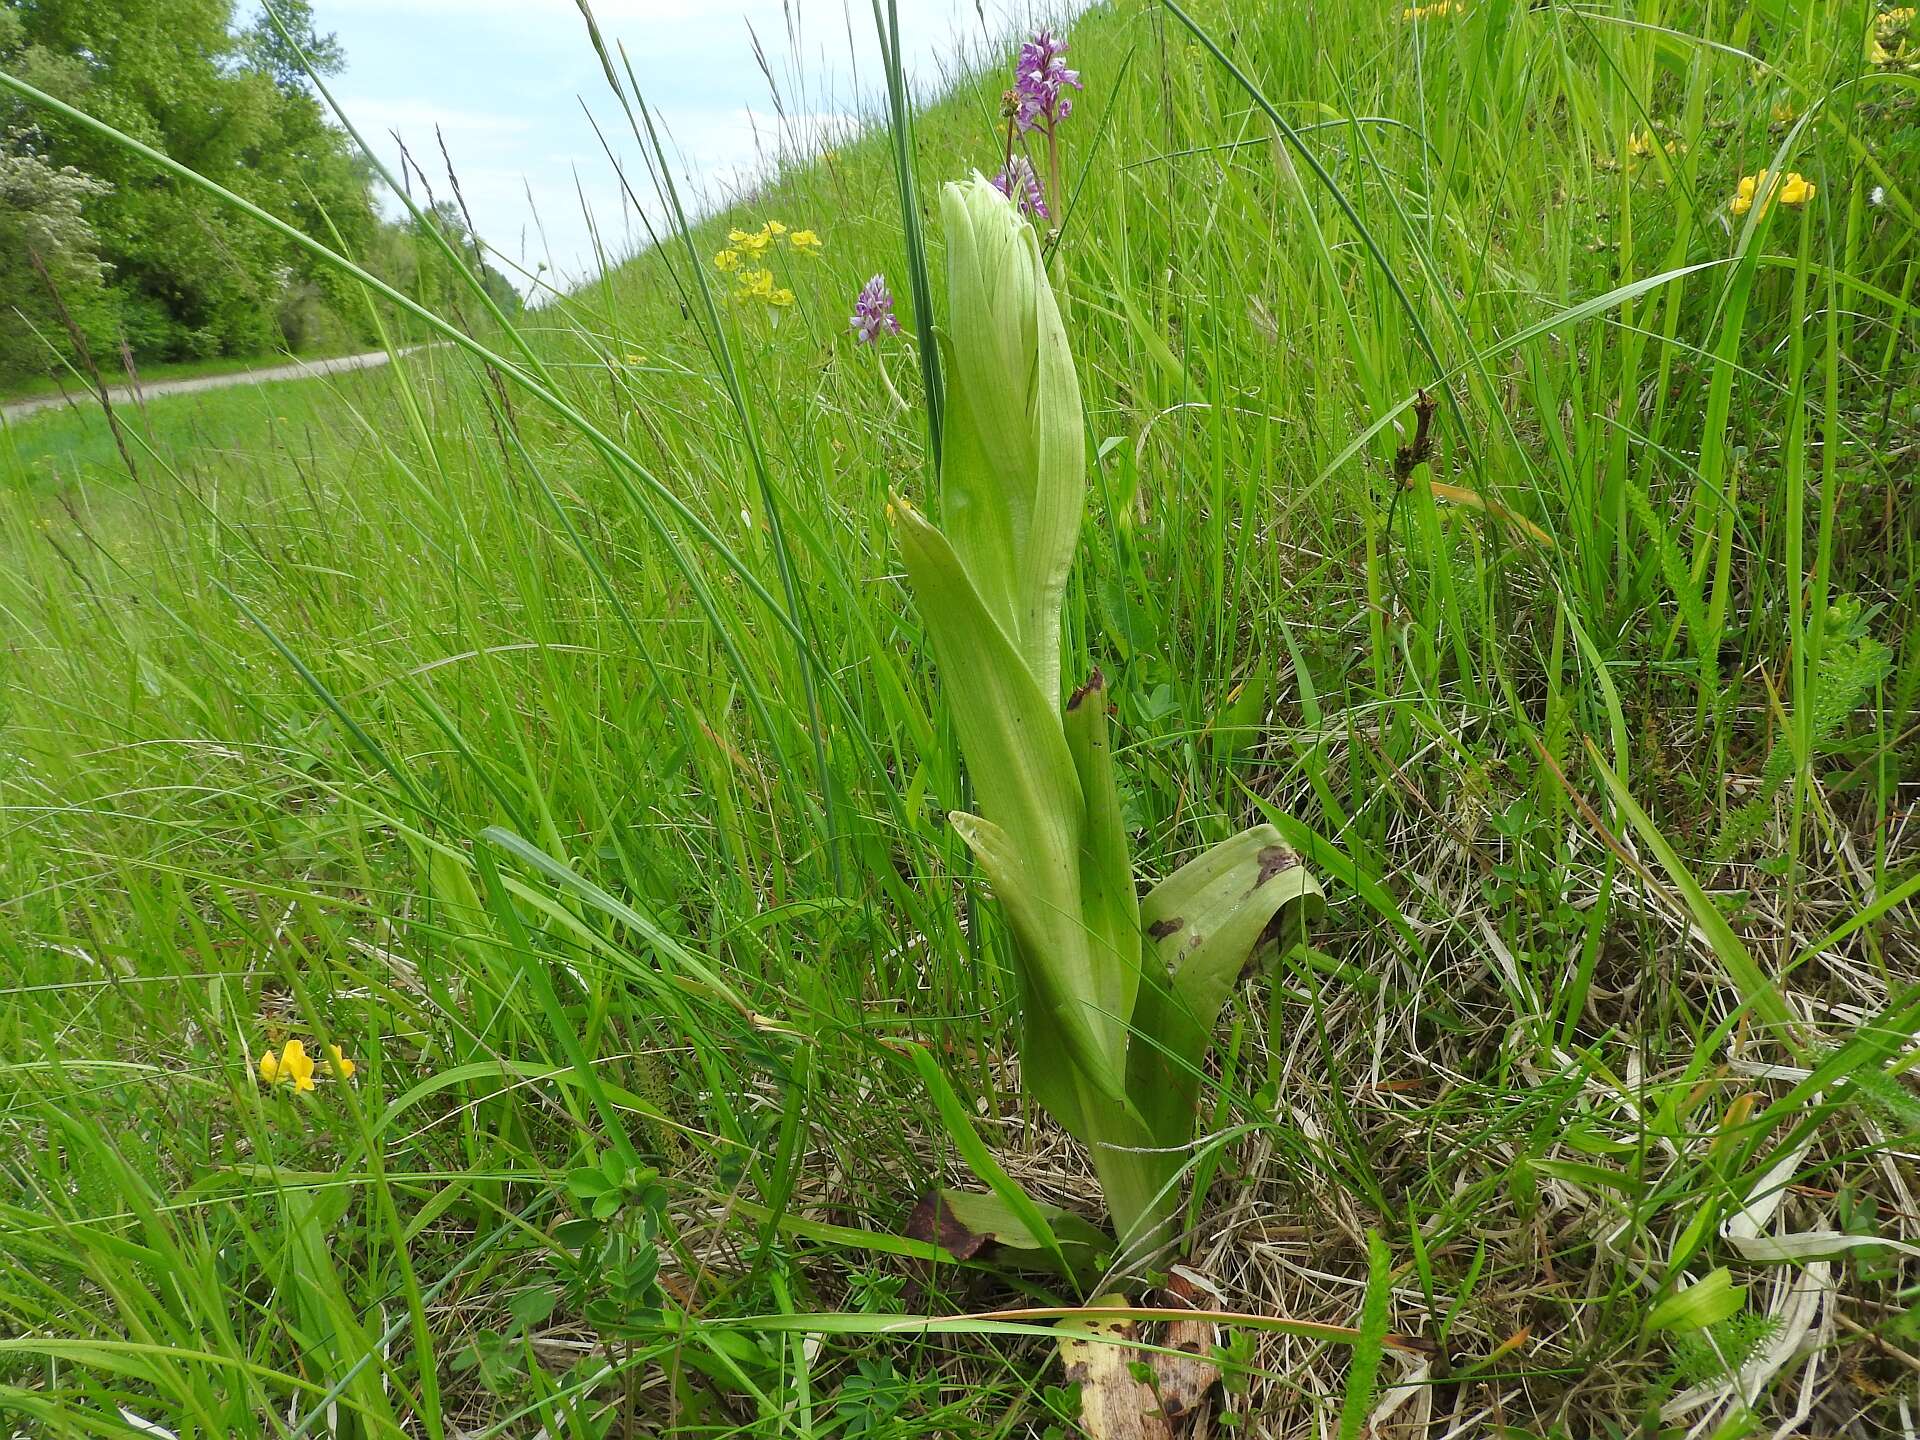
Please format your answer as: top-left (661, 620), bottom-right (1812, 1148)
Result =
top-left (318, 0), bottom-right (1047, 294)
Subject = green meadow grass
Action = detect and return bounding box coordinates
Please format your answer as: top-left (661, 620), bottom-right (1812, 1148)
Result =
top-left (2, 370), bottom-right (398, 491)
top-left (1, 0), bottom-right (1917, 1435)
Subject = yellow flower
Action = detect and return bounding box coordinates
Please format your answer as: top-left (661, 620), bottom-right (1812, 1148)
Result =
top-left (741, 267), bottom-right (774, 297)
top-left (1730, 169), bottom-right (1815, 217)
top-left (729, 227), bottom-right (771, 254)
top-left (258, 1039), bottom-right (316, 1092)
top-left (622, 353), bottom-right (646, 365)
top-left (1869, 38), bottom-right (1895, 63)
top-left (769, 287), bottom-right (795, 307)
top-left (714, 248), bottom-right (741, 271)
top-left (764, 219), bottom-right (788, 236)
top-left (1627, 129), bottom-right (1654, 158)
top-left (1879, 6), bottom-right (1914, 35)
top-left (1401, 1), bottom-right (1459, 18)
top-left (1770, 99), bottom-right (1799, 125)
top-left (787, 229), bottom-right (822, 253)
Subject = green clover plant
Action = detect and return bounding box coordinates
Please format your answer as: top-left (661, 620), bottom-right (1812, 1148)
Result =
top-left (891, 178), bottom-right (1323, 1272)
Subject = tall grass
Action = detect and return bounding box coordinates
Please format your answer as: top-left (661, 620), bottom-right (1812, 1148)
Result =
top-left (1, 0), bottom-right (1916, 1433)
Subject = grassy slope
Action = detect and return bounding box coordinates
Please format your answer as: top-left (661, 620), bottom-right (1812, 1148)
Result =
top-left (2, 0), bottom-right (1918, 1434)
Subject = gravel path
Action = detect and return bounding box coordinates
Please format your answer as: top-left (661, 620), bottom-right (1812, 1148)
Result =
top-left (1, 348), bottom-right (415, 424)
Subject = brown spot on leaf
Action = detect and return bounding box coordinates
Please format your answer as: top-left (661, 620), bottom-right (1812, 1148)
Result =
top-left (1256, 845), bottom-right (1301, 885)
top-left (1067, 667), bottom-right (1107, 711)
top-left (1147, 916), bottom-right (1184, 942)
top-left (1154, 1269), bottom-right (1222, 1428)
top-left (904, 1191), bottom-right (990, 1261)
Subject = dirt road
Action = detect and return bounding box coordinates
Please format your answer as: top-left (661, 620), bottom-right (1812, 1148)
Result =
top-left (1, 348), bottom-right (413, 424)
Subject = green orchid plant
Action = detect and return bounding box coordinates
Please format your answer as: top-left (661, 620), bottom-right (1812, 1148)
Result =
top-left (891, 177), bottom-right (1323, 1274)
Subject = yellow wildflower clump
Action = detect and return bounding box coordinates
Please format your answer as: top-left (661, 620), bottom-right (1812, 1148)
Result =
top-left (258, 1040), bottom-right (355, 1092)
top-left (717, 221), bottom-right (822, 311)
top-left (711, 220), bottom-right (822, 315)
top-left (1871, 7), bottom-right (1914, 63)
top-left (1730, 169), bottom-right (1816, 217)
top-left (728, 226), bottom-right (771, 255)
top-left (1626, 130), bottom-right (1686, 162)
top-left (1402, 1), bottom-right (1462, 18)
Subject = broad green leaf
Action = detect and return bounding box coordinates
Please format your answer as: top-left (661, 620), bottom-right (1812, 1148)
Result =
top-left (1130, 825), bottom-right (1325, 1149)
top-left (948, 812), bottom-right (1124, 1109)
top-left (924, 1188), bottom-right (1111, 1283)
top-left (1646, 1268), bottom-right (1746, 1333)
top-left (892, 501), bottom-right (1127, 1103)
top-left (1063, 670), bottom-right (1142, 1049)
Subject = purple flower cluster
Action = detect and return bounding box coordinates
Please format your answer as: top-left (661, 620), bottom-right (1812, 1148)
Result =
top-left (849, 274), bottom-right (902, 344)
top-left (1013, 29), bottom-right (1081, 133)
top-left (991, 155), bottom-right (1050, 221)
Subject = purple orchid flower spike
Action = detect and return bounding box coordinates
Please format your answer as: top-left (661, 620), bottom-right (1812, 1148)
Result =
top-left (1014, 29), bottom-right (1081, 134)
top-left (850, 274), bottom-right (903, 345)
top-left (991, 155), bottom-right (1050, 221)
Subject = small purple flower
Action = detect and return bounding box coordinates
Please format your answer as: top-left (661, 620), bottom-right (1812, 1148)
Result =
top-left (1014, 29), bottom-right (1081, 133)
top-left (992, 155), bottom-right (1050, 220)
top-left (850, 274), bottom-right (902, 344)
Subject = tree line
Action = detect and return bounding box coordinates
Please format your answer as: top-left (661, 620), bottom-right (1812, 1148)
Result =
top-left (0, 0), bottom-right (520, 387)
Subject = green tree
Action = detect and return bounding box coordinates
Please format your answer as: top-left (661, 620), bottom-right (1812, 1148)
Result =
top-left (0, 134), bottom-right (111, 377)
top-left (0, 0), bottom-right (381, 376)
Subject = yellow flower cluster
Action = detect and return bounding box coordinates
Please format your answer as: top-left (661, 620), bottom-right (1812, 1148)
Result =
top-left (258, 1039), bottom-right (355, 1092)
top-left (1730, 169), bottom-right (1816, 217)
top-left (730, 266), bottom-right (795, 307)
top-left (1627, 129), bottom-right (1686, 160)
top-left (712, 220), bottom-right (820, 311)
top-left (1401, 1), bottom-right (1462, 18)
top-left (1873, 6), bottom-right (1915, 64)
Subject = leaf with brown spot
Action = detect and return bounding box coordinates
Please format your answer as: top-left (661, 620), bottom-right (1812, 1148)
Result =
top-left (904, 1191), bottom-right (991, 1262)
top-left (1130, 824), bottom-right (1324, 1151)
top-left (1057, 1295), bottom-right (1172, 1440)
top-left (1152, 1268), bottom-right (1222, 1432)
top-left (903, 1189), bottom-right (1112, 1279)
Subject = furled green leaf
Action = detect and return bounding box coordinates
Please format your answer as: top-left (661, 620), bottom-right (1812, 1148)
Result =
top-left (939, 178), bottom-right (1084, 704)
